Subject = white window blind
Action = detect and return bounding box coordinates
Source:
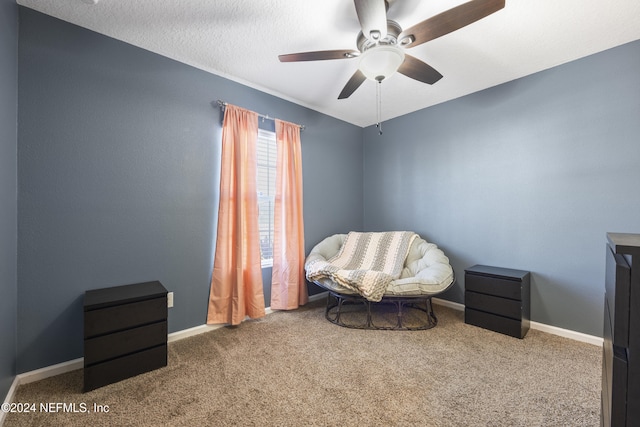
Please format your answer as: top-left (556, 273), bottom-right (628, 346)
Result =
top-left (256, 129), bottom-right (276, 267)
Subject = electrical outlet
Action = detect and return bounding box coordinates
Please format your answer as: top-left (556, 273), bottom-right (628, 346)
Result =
top-left (167, 292), bottom-right (174, 308)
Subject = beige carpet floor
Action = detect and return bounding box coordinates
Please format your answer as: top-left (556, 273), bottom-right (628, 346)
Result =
top-left (5, 299), bottom-right (601, 426)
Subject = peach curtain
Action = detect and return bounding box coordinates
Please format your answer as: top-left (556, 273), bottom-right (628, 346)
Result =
top-left (270, 120), bottom-right (308, 310)
top-left (207, 104), bottom-right (265, 325)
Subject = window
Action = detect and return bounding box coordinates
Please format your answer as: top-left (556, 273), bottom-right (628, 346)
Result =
top-left (256, 128), bottom-right (276, 267)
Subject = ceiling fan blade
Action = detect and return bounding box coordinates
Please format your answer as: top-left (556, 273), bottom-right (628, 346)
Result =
top-left (338, 69), bottom-right (367, 99)
top-left (279, 49), bottom-right (359, 62)
top-left (397, 54), bottom-right (443, 85)
top-left (399, 0), bottom-right (505, 48)
top-left (354, 0), bottom-right (388, 41)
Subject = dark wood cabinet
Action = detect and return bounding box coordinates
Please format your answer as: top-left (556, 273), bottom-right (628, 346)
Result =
top-left (84, 281), bottom-right (168, 391)
top-left (602, 233), bottom-right (640, 426)
top-left (464, 265), bottom-right (530, 339)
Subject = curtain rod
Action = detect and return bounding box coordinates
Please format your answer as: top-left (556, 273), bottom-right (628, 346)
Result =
top-left (216, 100), bottom-right (305, 132)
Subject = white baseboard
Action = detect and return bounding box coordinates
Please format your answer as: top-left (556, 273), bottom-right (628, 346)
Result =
top-left (2, 358), bottom-right (85, 426)
top-left (16, 357), bottom-right (83, 386)
top-left (529, 321), bottom-right (603, 346)
top-left (431, 297), bottom-right (603, 346)
top-left (167, 323), bottom-right (225, 343)
top-left (167, 293), bottom-right (325, 343)
top-left (432, 297), bottom-right (465, 311)
top-left (308, 292), bottom-right (327, 302)
top-left (1, 376), bottom-right (20, 426)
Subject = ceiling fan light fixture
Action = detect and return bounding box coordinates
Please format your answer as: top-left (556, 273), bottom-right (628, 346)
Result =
top-left (358, 45), bottom-right (405, 81)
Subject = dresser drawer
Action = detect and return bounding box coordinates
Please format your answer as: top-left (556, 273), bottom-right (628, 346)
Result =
top-left (465, 308), bottom-right (526, 338)
top-left (605, 246), bottom-right (630, 349)
top-left (84, 344), bottom-right (167, 392)
top-left (84, 296), bottom-right (167, 338)
top-left (465, 291), bottom-right (522, 320)
top-left (609, 345), bottom-right (629, 427)
top-left (85, 321), bottom-right (167, 366)
top-left (465, 274), bottom-right (522, 300)
top-left (602, 297), bottom-right (629, 427)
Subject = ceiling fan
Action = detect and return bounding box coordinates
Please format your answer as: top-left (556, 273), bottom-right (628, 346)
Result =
top-left (279, 0), bottom-right (506, 99)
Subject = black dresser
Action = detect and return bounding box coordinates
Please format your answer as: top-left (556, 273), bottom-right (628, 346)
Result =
top-left (602, 233), bottom-right (640, 426)
top-left (464, 264), bottom-right (530, 339)
top-left (84, 281), bottom-right (168, 392)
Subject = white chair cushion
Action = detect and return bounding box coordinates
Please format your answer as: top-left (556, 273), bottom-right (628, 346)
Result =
top-left (305, 233), bottom-right (454, 297)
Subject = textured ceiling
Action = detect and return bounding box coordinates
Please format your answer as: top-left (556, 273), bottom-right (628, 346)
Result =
top-left (17, 0), bottom-right (640, 127)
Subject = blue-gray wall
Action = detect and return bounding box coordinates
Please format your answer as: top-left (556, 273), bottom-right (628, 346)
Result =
top-left (0, 0), bottom-right (18, 401)
top-left (363, 40), bottom-right (640, 336)
top-left (17, 8), bottom-right (363, 373)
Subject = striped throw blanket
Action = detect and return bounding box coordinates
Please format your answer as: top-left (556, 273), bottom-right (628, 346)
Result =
top-left (306, 231), bottom-right (417, 302)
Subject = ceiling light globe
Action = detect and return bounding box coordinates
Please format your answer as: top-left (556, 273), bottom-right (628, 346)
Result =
top-left (358, 45), bottom-right (405, 81)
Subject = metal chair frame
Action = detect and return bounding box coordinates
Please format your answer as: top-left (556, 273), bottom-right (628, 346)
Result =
top-left (323, 290), bottom-right (438, 331)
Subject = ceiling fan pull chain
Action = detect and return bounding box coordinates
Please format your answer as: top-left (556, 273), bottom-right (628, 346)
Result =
top-left (376, 79), bottom-right (383, 135)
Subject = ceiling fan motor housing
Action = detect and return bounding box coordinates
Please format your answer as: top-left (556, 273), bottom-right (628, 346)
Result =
top-left (357, 20), bottom-right (403, 52)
